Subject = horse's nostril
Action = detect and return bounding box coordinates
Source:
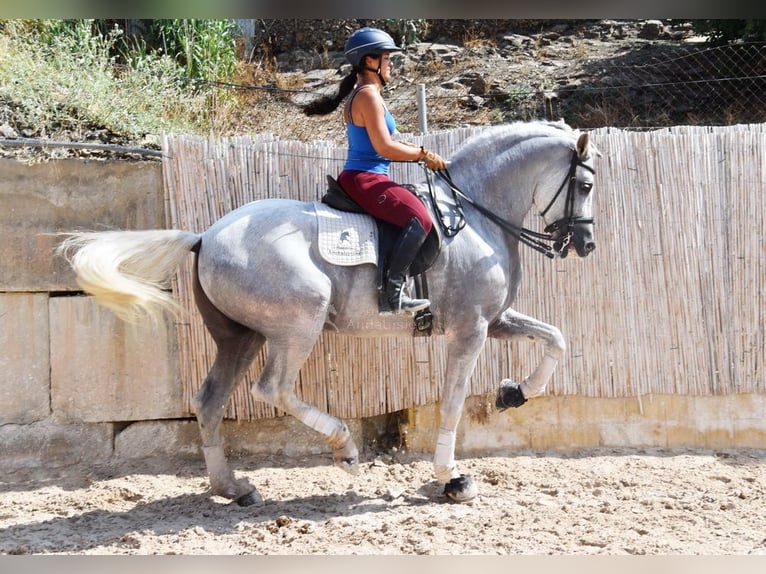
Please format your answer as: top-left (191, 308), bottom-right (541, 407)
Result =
top-left (585, 242), bottom-right (596, 253)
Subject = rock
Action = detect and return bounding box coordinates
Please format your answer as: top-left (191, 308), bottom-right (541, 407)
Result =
top-left (468, 76), bottom-right (488, 96)
top-left (498, 34), bottom-right (533, 49)
top-left (411, 42), bottom-right (463, 65)
top-left (302, 68), bottom-right (340, 89)
top-left (639, 20), bottom-right (667, 40)
top-left (459, 95), bottom-right (484, 110)
top-left (0, 123), bottom-right (18, 138)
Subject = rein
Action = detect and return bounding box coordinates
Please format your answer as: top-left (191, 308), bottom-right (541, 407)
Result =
top-left (423, 167), bottom-right (467, 238)
top-left (424, 149), bottom-right (594, 259)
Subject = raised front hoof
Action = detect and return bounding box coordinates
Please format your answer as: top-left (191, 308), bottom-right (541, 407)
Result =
top-left (444, 474), bottom-right (479, 503)
top-left (235, 489), bottom-right (264, 507)
top-left (334, 456), bottom-right (360, 476)
top-left (495, 379), bottom-right (528, 411)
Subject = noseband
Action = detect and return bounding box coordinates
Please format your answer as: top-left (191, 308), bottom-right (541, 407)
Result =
top-left (427, 149), bottom-right (595, 259)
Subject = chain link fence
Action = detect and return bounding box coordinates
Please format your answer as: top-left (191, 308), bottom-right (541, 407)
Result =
top-left (239, 19), bottom-right (766, 132)
top-left (553, 41), bottom-right (766, 128)
top-left (237, 41), bottom-right (766, 136)
top-left (377, 41), bottom-right (766, 132)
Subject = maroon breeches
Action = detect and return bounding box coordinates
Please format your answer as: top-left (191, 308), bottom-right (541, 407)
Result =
top-left (337, 170), bottom-right (433, 234)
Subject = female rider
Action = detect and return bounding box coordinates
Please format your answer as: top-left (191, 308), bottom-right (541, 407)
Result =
top-left (303, 27), bottom-right (447, 314)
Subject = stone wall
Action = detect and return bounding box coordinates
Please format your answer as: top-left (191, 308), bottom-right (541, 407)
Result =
top-left (1, 158), bottom-right (763, 475)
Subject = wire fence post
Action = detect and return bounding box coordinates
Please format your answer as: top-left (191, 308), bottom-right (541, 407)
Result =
top-left (417, 83), bottom-right (428, 135)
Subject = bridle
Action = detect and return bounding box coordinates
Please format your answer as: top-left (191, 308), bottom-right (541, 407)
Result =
top-left (538, 149), bottom-right (596, 256)
top-left (424, 149), bottom-right (595, 259)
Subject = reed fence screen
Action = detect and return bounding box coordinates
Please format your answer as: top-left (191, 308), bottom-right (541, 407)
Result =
top-left (162, 123), bottom-right (765, 421)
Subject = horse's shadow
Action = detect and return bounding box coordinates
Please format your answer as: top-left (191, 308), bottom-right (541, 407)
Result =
top-left (0, 460), bottom-right (440, 554)
top-left (0, 490), bottom-right (434, 554)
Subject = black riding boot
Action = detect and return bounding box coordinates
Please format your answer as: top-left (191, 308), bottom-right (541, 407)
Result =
top-left (385, 218), bottom-right (430, 314)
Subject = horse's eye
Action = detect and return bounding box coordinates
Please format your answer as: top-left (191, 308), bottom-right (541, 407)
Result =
top-left (581, 182), bottom-right (593, 194)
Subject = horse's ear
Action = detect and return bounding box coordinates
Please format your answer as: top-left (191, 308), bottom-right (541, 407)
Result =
top-left (576, 132), bottom-right (589, 158)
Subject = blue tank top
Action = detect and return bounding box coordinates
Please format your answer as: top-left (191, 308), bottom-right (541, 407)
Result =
top-left (343, 97), bottom-right (397, 175)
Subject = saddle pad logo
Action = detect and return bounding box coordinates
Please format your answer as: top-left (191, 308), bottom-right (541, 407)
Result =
top-left (315, 203), bottom-right (378, 266)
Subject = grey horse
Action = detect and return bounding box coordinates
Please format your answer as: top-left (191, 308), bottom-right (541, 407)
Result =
top-left (58, 120), bottom-right (599, 505)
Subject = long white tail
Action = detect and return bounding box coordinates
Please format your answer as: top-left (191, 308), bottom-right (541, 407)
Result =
top-left (57, 229), bottom-right (201, 324)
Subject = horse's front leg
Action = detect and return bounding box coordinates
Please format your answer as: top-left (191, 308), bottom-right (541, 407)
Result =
top-left (488, 308), bottom-right (566, 410)
top-left (435, 326), bottom-right (489, 503)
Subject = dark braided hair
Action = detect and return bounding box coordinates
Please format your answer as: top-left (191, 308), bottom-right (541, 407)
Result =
top-left (302, 70), bottom-right (358, 116)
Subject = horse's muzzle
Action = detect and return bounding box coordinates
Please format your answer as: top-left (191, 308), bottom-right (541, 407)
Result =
top-left (556, 225), bottom-right (595, 259)
top-left (572, 225), bottom-right (596, 258)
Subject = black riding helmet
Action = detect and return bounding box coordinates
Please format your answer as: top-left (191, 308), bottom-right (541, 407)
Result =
top-left (344, 27), bottom-right (402, 78)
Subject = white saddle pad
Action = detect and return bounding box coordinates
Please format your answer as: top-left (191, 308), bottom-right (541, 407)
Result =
top-left (315, 203), bottom-right (378, 266)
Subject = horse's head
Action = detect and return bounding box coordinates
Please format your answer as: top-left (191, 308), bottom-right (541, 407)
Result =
top-left (537, 131), bottom-right (599, 259)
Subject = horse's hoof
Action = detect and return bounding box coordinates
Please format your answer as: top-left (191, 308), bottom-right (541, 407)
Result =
top-left (495, 379), bottom-right (527, 411)
top-left (235, 489), bottom-right (264, 507)
top-left (334, 456), bottom-right (360, 476)
top-left (444, 474), bottom-right (479, 503)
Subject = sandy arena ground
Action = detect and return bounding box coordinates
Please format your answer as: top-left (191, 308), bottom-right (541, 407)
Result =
top-left (1, 447), bottom-right (765, 555)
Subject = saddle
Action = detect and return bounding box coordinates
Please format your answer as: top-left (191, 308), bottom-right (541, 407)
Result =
top-left (321, 175), bottom-right (443, 334)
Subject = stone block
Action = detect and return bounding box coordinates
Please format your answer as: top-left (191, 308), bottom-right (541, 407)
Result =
top-left (405, 402), bottom-right (439, 453)
top-left (460, 422), bottom-right (531, 453)
top-left (0, 420), bottom-right (112, 471)
top-left (631, 393), bottom-right (666, 420)
top-left (113, 417), bottom-right (362, 460)
top-left (662, 394), bottom-right (695, 424)
top-left (728, 394), bottom-right (766, 448)
top-left (495, 394), bottom-right (563, 429)
top-left (0, 293), bottom-right (50, 424)
top-left (223, 416), bottom-right (357, 457)
top-left (695, 428), bottom-right (736, 450)
top-left (114, 420), bottom-right (202, 459)
top-left (693, 395), bottom-right (734, 436)
top-left (599, 422), bottom-right (648, 447)
top-left (385, 395), bottom-right (766, 455)
top-left (728, 393), bottom-right (766, 419)
top-left (530, 423), bottom-right (601, 450)
top-left (611, 421), bottom-right (667, 447)
top-left (730, 423), bottom-right (766, 449)
top-left (451, 396), bottom-right (527, 453)
top-left (664, 423), bottom-right (700, 448)
top-left (558, 395), bottom-right (627, 423)
top-left (50, 296), bottom-right (183, 422)
top-left (0, 159), bottom-right (163, 291)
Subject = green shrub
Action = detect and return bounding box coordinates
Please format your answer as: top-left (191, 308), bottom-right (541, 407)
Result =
top-left (0, 19), bottom-right (215, 139)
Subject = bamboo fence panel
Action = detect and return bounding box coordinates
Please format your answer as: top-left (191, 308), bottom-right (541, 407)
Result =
top-left (518, 123), bottom-right (766, 400)
top-left (162, 124), bottom-right (766, 421)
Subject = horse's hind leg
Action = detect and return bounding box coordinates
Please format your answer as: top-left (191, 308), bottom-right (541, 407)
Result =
top-left (192, 267), bottom-right (266, 505)
top-left (251, 320), bottom-right (359, 474)
top-left (254, 359), bottom-right (359, 472)
top-left (192, 330), bottom-right (265, 505)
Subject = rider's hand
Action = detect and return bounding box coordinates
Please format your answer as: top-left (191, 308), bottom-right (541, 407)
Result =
top-left (419, 147), bottom-right (447, 171)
